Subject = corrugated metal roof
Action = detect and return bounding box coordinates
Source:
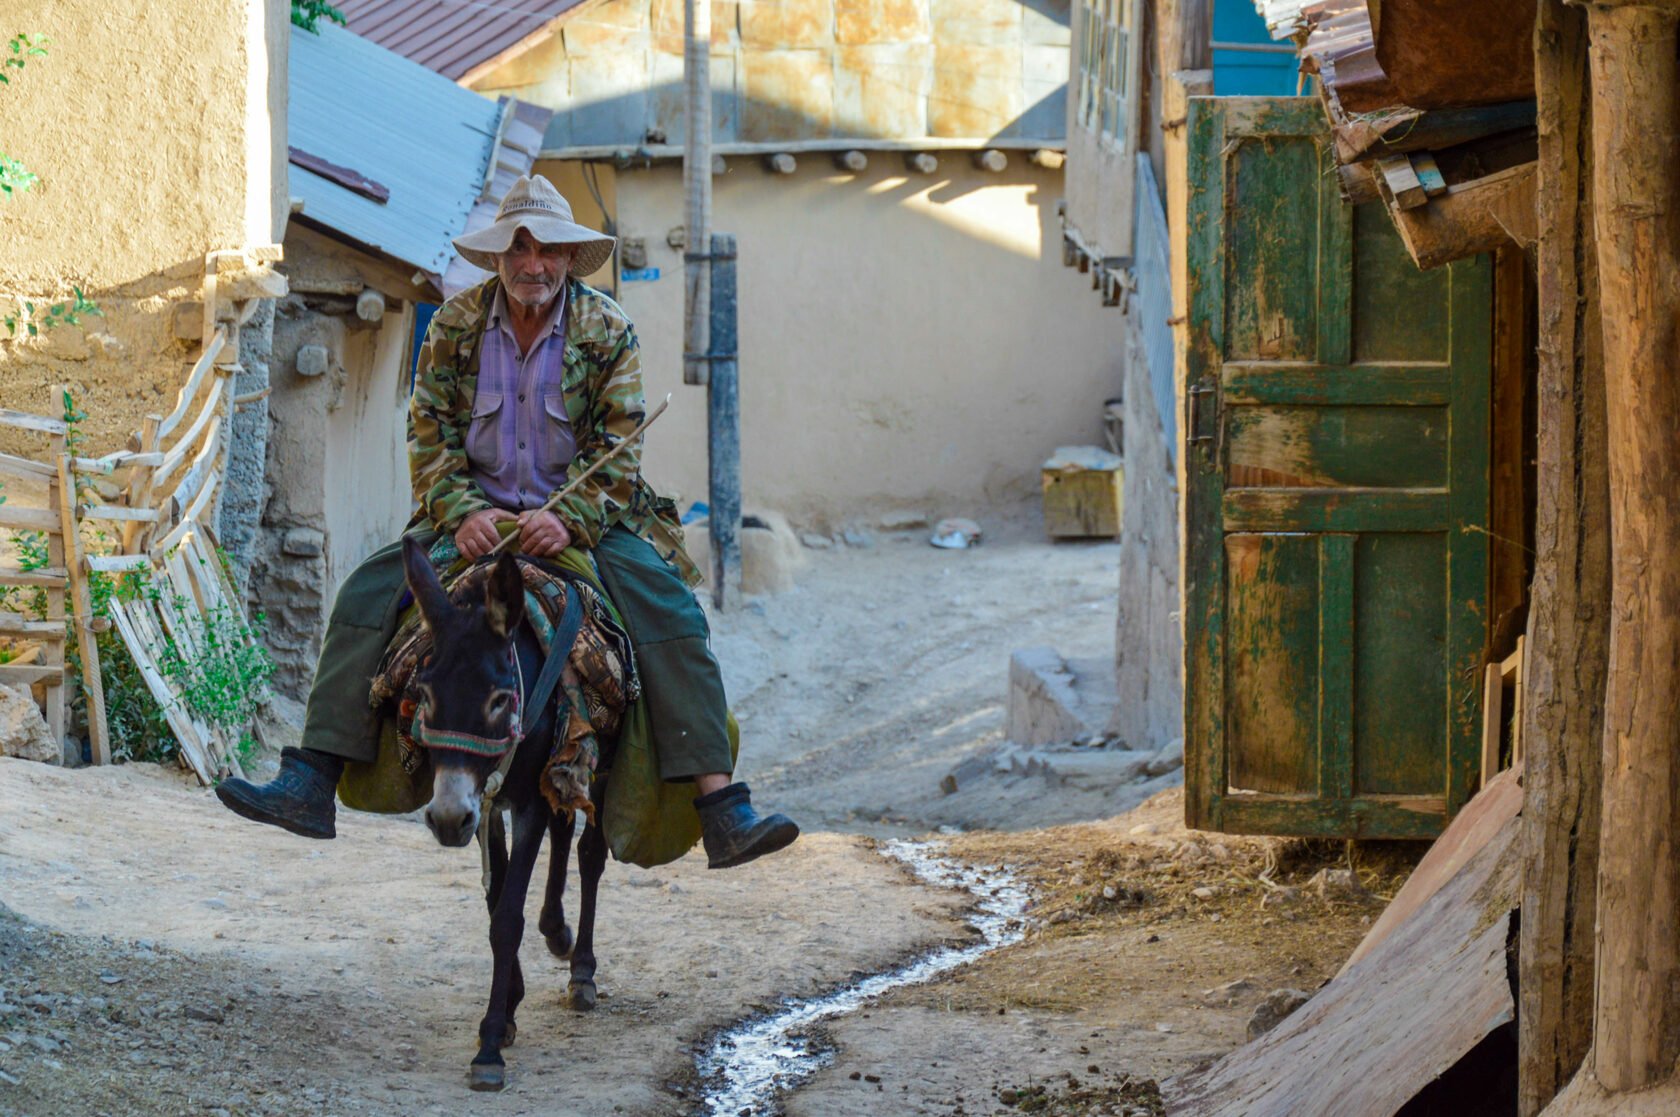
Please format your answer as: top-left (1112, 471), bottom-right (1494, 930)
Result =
top-left (288, 22), bottom-right (505, 278)
top-left (335, 0), bottom-right (585, 82)
top-left (1252, 0), bottom-right (1316, 41)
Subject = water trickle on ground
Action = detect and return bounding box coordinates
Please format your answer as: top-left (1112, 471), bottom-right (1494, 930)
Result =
top-left (694, 839), bottom-right (1030, 1117)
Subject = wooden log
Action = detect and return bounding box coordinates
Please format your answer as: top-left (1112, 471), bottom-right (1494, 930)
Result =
top-left (1517, 14), bottom-right (1608, 1097)
top-left (1584, 2), bottom-right (1680, 1094)
top-left (58, 444), bottom-right (109, 765)
top-left (1390, 162), bottom-right (1538, 269)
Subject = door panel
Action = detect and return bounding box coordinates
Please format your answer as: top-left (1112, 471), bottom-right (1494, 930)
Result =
top-left (1184, 96), bottom-right (1492, 839)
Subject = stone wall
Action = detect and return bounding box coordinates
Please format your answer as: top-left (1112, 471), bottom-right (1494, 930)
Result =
top-left (1109, 300), bottom-right (1181, 750)
top-left (250, 285), bottom-right (413, 699)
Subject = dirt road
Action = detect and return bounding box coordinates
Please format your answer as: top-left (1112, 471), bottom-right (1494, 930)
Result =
top-left (0, 526), bottom-right (1398, 1116)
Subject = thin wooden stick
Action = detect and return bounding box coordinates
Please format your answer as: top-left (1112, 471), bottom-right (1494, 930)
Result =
top-left (486, 393), bottom-right (672, 558)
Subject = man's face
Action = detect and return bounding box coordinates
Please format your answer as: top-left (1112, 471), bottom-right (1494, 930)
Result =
top-left (497, 227), bottom-right (574, 309)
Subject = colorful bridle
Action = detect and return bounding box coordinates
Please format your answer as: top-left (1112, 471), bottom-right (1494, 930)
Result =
top-left (413, 649), bottom-right (525, 759)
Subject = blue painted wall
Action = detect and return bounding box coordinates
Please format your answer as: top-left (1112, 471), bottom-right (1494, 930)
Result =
top-left (1211, 0), bottom-right (1299, 96)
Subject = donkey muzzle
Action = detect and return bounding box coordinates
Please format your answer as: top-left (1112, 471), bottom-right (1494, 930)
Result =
top-left (426, 766), bottom-right (483, 848)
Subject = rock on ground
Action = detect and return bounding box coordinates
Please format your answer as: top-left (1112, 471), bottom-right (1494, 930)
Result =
top-left (0, 685), bottom-right (57, 764)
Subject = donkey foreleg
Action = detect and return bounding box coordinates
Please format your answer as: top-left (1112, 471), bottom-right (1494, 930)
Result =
top-left (567, 818), bottom-right (608, 1011)
top-left (470, 801), bottom-right (549, 1091)
top-left (539, 810), bottom-right (577, 959)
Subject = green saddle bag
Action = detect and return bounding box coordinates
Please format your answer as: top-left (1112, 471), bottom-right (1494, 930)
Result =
top-left (338, 719), bottom-right (430, 815)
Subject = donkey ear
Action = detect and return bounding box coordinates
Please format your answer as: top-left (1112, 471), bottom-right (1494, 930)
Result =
top-left (402, 536), bottom-right (454, 632)
top-left (485, 553), bottom-right (526, 639)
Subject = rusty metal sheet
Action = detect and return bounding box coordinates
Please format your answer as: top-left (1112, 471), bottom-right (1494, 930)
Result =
top-left (739, 50), bottom-right (838, 140)
top-left (561, 0), bottom-right (653, 55)
top-left (930, 0), bottom-right (1023, 47)
top-left (738, 0), bottom-right (837, 49)
top-left (566, 52), bottom-right (654, 144)
top-left (929, 43), bottom-right (1023, 138)
top-left (835, 44), bottom-right (933, 137)
top-left (834, 0), bottom-right (931, 46)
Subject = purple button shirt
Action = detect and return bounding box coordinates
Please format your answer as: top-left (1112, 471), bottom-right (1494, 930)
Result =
top-left (464, 285), bottom-right (577, 511)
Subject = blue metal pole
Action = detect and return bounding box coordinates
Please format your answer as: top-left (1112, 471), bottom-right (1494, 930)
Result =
top-left (707, 233), bottom-right (741, 608)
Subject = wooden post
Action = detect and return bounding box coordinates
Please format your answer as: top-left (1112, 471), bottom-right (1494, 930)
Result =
top-left (1166, 67), bottom-right (1212, 698)
top-left (681, 0), bottom-right (712, 386)
top-left (706, 233), bottom-right (741, 608)
top-left (56, 440), bottom-right (109, 766)
top-left (1583, 0), bottom-right (1680, 1094)
top-left (41, 438), bottom-right (68, 747)
top-left (1518, 5), bottom-right (1608, 1111)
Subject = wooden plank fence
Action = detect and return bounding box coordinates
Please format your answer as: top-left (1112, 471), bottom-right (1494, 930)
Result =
top-left (0, 249), bottom-right (283, 784)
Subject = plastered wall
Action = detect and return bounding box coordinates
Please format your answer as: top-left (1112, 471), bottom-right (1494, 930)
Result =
top-left (0, 0), bottom-right (285, 453)
top-left (1109, 300), bottom-right (1181, 749)
top-left (580, 157), bottom-right (1129, 522)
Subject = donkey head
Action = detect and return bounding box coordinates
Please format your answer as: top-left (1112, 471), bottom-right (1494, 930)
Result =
top-left (401, 536), bottom-right (527, 848)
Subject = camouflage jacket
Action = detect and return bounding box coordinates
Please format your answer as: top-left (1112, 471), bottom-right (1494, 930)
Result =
top-left (408, 277), bottom-right (700, 586)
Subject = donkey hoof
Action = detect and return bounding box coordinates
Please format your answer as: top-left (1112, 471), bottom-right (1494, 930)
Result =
top-left (469, 1062), bottom-right (506, 1092)
top-left (568, 979), bottom-right (597, 1012)
top-left (544, 924), bottom-right (574, 960)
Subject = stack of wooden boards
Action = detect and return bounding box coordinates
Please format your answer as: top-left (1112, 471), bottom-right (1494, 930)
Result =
top-left (1290, 0), bottom-right (1538, 270)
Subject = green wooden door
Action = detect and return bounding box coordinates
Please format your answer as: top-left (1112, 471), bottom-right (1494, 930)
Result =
top-left (1182, 97), bottom-right (1492, 839)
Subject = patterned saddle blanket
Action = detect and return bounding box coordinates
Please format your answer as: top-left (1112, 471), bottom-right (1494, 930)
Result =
top-left (368, 544), bottom-right (640, 820)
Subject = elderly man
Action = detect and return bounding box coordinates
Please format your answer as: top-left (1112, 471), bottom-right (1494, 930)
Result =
top-left (217, 175), bottom-right (798, 870)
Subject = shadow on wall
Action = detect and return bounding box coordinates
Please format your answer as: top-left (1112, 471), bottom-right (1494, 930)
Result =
top-left (542, 88), bottom-right (1068, 163)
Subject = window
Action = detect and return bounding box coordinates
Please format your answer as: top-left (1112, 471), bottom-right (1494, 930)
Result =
top-left (1078, 0), bottom-right (1134, 142)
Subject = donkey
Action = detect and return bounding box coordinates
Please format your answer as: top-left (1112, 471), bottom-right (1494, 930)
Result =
top-left (400, 536), bottom-right (607, 1092)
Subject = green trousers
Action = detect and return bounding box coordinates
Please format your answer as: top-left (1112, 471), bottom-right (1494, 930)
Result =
top-left (301, 525), bottom-right (734, 782)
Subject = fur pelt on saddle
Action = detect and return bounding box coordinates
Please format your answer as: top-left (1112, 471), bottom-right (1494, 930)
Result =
top-left (368, 553), bottom-right (640, 819)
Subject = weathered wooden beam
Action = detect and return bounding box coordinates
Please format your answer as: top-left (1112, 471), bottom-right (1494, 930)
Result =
top-left (0, 663), bottom-right (63, 686)
top-left (0, 567), bottom-right (68, 588)
top-left (1390, 162), bottom-right (1538, 269)
top-left (1584, 1), bottom-right (1680, 1095)
top-left (1332, 99), bottom-right (1537, 165)
top-left (1516, 13), bottom-right (1606, 1105)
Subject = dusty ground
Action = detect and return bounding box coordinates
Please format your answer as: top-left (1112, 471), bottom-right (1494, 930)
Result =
top-left (0, 521), bottom-right (1414, 1116)
top-left (711, 517), bottom-right (1152, 835)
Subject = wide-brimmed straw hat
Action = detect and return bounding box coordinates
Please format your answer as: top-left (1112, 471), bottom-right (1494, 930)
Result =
top-left (451, 174), bottom-right (616, 275)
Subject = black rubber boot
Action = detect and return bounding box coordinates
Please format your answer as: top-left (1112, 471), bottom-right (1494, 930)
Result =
top-left (694, 782), bottom-right (799, 869)
top-left (214, 747), bottom-right (342, 840)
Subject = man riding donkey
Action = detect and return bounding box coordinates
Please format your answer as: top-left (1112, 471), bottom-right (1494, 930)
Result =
top-left (216, 174), bottom-right (799, 870)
